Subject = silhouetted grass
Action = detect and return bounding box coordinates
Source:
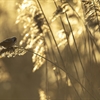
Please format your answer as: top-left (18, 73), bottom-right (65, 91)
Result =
top-left (0, 0), bottom-right (99, 99)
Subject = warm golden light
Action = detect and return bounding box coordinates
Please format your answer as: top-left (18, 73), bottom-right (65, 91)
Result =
top-left (0, 0), bottom-right (99, 99)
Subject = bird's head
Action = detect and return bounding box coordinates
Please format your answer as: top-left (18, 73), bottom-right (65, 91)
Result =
top-left (11, 37), bottom-right (17, 42)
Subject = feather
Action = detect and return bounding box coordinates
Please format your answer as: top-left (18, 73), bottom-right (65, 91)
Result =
top-left (0, 37), bottom-right (17, 48)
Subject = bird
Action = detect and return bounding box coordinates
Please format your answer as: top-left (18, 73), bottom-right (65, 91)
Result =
top-left (0, 37), bottom-right (17, 48)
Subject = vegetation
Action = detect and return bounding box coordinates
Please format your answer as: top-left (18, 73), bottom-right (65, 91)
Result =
top-left (0, 0), bottom-right (100, 100)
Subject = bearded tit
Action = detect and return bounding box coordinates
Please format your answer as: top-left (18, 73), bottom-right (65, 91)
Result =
top-left (0, 37), bottom-right (17, 48)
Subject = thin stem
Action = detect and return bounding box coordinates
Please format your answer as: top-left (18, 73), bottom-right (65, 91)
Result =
top-left (23, 47), bottom-right (97, 100)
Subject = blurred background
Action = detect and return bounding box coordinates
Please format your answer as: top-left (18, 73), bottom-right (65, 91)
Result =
top-left (0, 0), bottom-right (40, 99)
top-left (0, 0), bottom-right (100, 100)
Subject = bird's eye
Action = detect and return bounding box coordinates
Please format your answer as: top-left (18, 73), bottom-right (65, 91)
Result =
top-left (12, 37), bottom-right (17, 42)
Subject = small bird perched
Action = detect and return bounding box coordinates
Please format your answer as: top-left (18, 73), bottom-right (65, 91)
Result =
top-left (0, 37), bottom-right (17, 48)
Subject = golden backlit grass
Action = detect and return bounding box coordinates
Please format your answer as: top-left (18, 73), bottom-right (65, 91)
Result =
top-left (0, 0), bottom-right (100, 100)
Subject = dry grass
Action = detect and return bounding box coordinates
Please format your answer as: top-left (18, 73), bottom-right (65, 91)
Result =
top-left (0, 0), bottom-right (100, 100)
